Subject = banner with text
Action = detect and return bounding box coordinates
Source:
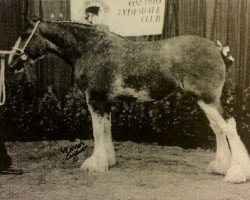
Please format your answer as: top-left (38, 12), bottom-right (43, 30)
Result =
top-left (71, 0), bottom-right (166, 36)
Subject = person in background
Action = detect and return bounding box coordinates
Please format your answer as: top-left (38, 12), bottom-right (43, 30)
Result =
top-left (0, 141), bottom-right (12, 172)
top-left (83, 1), bottom-right (109, 27)
top-left (85, 5), bottom-right (100, 24)
top-left (0, 134), bottom-right (22, 174)
top-left (0, 53), bottom-right (23, 175)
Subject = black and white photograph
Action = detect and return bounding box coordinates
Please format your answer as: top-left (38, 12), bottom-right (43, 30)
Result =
top-left (0, 0), bottom-right (250, 199)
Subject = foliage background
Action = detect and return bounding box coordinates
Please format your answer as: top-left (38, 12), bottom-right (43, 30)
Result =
top-left (1, 71), bottom-right (249, 150)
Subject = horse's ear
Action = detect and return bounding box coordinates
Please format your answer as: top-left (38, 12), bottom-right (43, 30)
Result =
top-left (32, 16), bottom-right (41, 22)
top-left (25, 16), bottom-right (35, 26)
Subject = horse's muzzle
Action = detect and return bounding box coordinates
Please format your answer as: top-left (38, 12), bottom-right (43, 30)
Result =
top-left (8, 54), bottom-right (26, 70)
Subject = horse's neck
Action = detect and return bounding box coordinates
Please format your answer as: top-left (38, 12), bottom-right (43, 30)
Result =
top-left (42, 22), bottom-right (109, 64)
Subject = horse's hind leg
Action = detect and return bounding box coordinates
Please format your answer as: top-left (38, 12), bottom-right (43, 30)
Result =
top-left (81, 92), bottom-right (115, 172)
top-left (198, 100), bottom-right (250, 183)
top-left (207, 121), bottom-right (231, 174)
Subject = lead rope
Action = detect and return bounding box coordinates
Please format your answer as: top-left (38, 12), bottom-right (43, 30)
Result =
top-left (0, 55), bottom-right (6, 105)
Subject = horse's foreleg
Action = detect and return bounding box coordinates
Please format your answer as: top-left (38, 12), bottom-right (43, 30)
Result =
top-left (81, 92), bottom-right (115, 172)
top-left (104, 113), bottom-right (116, 167)
top-left (198, 100), bottom-right (250, 183)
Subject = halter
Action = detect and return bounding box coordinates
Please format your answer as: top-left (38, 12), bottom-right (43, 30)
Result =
top-left (8, 21), bottom-right (41, 67)
top-left (0, 21), bottom-right (41, 106)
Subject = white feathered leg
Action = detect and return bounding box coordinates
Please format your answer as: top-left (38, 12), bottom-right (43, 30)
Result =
top-left (198, 100), bottom-right (250, 183)
top-left (207, 121), bottom-right (231, 175)
top-left (103, 113), bottom-right (116, 167)
top-left (81, 93), bottom-right (115, 172)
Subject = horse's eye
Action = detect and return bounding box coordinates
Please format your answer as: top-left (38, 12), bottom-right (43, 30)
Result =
top-left (21, 32), bottom-right (31, 38)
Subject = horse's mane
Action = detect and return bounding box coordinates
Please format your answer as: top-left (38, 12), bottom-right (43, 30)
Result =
top-left (49, 20), bottom-right (124, 39)
top-left (32, 18), bottom-right (100, 32)
top-left (54, 20), bottom-right (94, 29)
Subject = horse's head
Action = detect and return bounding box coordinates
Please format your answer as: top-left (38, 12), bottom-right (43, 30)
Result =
top-left (8, 18), bottom-right (77, 69)
top-left (9, 19), bottom-right (103, 70)
top-left (8, 19), bottom-right (49, 69)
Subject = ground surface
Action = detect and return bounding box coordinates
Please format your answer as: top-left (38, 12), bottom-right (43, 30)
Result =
top-left (0, 140), bottom-right (249, 200)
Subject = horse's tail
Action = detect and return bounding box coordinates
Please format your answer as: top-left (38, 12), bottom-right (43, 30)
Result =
top-left (216, 40), bottom-right (234, 68)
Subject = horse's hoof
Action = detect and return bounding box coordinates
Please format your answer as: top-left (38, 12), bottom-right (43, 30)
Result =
top-left (108, 157), bottom-right (116, 167)
top-left (80, 156), bottom-right (109, 172)
top-left (207, 160), bottom-right (229, 175)
top-left (0, 168), bottom-right (24, 175)
top-left (224, 163), bottom-right (246, 183)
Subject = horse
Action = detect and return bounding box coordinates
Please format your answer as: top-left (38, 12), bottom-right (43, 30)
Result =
top-left (8, 19), bottom-right (250, 183)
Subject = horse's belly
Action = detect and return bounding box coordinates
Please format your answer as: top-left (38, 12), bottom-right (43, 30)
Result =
top-left (110, 86), bottom-right (152, 102)
top-left (109, 75), bottom-right (176, 102)
top-left (110, 76), bottom-right (152, 102)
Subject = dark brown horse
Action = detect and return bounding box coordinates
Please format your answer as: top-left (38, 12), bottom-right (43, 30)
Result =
top-left (8, 20), bottom-right (250, 183)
